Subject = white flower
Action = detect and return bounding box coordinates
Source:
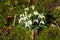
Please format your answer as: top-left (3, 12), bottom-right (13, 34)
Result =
top-left (38, 14), bottom-right (45, 19)
top-left (19, 17), bottom-right (27, 23)
top-left (40, 21), bottom-right (45, 24)
top-left (25, 22), bottom-right (28, 27)
top-left (24, 23), bottom-right (29, 28)
top-left (38, 14), bottom-right (41, 18)
top-left (25, 20), bottom-right (32, 28)
top-left (19, 18), bottom-right (25, 23)
top-left (24, 17), bottom-right (28, 20)
top-left (24, 7), bottom-right (29, 11)
top-left (31, 5), bottom-right (35, 10)
top-left (33, 11), bottom-right (39, 15)
top-left (28, 20), bottom-right (32, 25)
top-left (19, 14), bottom-right (24, 17)
top-left (19, 14), bottom-right (22, 17)
top-left (41, 15), bottom-right (45, 19)
top-left (34, 20), bottom-right (38, 23)
top-left (19, 18), bottom-right (23, 23)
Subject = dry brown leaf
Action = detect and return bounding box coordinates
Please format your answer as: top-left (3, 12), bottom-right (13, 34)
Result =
top-left (30, 32), bottom-right (35, 40)
top-left (6, 25), bottom-right (12, 30)
top-left (7, 16), bottom-right (13, 20)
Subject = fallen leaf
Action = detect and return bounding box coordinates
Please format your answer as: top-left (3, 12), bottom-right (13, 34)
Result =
top-left (7, 16), bottom-right (13, 20)
top-left (6, 25), bottom-right (12, 30)
top-left (30, 32), bottom-right (35, 40)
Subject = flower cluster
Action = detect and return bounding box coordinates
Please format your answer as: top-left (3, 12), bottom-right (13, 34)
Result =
top-left (19, 5), bottom-right (46, 31)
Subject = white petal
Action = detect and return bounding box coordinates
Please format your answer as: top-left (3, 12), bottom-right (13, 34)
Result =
top-left (24, 16), bottom-right (28, 20)
top-left (25, 22), bottom-right (29, 28)
top-left (38, 14), bottom-right (45, 19)
top-left (41, 15), bottom-right (45, 19)
top-left (19, 18), bottom-right (23, 23)
top-left (25, 22), bottom-right (28, 28)
top-left (19, 19), bottom-right (21, 23)
top-left (34, 11), bottom-right (39, 15)
top-left (28, 20), bottom-right (32, 25)
top-left (40, 21), bottom-right (45, 24)
top-left (34, 20), bottom-right (38, 23)
top-left (19, 14), bottom-right (22, 17)
top-left (19, 17), bottom-right (27, 23)
top-left (19, 14), bottom-right (24, 17)
top-left (38, 14), bottom-right (42, 18)
top-left (24, 7), bottom-right (29, 11)
top-left (31, 5), bottom-right (35, 10)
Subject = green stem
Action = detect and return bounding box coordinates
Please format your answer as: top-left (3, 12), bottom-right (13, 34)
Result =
top-left (12, 14), bottom-right (18, 27)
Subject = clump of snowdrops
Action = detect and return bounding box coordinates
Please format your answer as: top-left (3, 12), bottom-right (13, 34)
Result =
top-left (19, 5), bottom-right (46, 32)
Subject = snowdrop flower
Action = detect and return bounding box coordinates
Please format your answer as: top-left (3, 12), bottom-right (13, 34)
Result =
top-left (25, 22), bottom-right (29, 28)
top-left (31, 5), bottom-right (35, 10)
top-left (24, 7), bottom-right (29, 11)
top-left (19, 17), bottom-right (27, 23)
top-left (40, 21), bottom-right (45, 25)
top-left (19, 14), bottom-right (22, 17)
top-left (38, 14), bottom-right (45, 19)
top-left (19, 14), bottom-right (24, 17)
top-left (38, 14), bottom-right (41, 18)
top-left (25, 20), bottom-right (32, 28)
top-left (19, 18), bottom-right (23, 23)
top-left (33, 11), bottom-right (39, 15)
top-left (24, 16), bottom-right (28, 20)
top-left (41, 15), bottom-right (45, 19)
top-left (34, 20), bottom-right (38, 23)
top-left (28, 20), bottom-right (32, 25)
